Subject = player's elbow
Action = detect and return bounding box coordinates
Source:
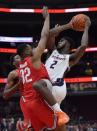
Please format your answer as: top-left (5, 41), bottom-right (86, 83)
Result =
top-left (33, 80), bottom-right (46, 91)
top-left (33, 82), bottom-right (41, 91)
top-left (81, 45), bottom-right (87, 50)
top-left (3, 89), bottom-right (10, 100)
top-left (49, 30), bottom-right (54, 36)
top-left (3, 92), bottom-right (9, 100)
top-left (79, 45), bottom-right (87, 53)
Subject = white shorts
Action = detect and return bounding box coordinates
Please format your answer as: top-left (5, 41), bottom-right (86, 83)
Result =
top-left (42, 79), bottom-right (67, 104)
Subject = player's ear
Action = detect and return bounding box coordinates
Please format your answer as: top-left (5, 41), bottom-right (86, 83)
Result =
top-left (13, 61), bottom-right (15, 66)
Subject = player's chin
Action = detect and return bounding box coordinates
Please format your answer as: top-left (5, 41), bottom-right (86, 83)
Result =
top-left (57, 45), bottom-right (61, 49)
top-left (57, 45), bottom-right (64, 50)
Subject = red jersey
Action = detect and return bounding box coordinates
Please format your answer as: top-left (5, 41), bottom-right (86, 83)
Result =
top-left (18, 57), bottom-right (49, 100)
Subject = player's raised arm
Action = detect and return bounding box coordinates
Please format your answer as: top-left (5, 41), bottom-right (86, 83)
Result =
top-left (50, 21), bottom-right (72, 37)
top-left (69, 18), bottom-right (91, 67)
top-left (3, 71), bottom-right (20, 100)
top-left (33, 7), bottom-right (50, 60)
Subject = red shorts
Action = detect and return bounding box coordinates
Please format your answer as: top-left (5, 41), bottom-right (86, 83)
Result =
top-left (20, 96), bottom-right (57, 131)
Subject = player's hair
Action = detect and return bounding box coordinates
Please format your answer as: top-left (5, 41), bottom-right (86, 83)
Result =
top-left (17, 44), bottom-right (28, 56)
top-left (10, 54), bottom-right (17, 66)
top-left (62, 36), bottom-right (74, 45)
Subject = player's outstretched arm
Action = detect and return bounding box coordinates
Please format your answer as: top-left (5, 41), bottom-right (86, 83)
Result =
top-left (3, 71), bottom-right (20, 100)
top-left (33, 6), bottom-right (50, 60)
top-left (50, 22), bottom-right (72, 37)
top-left (69, 18), bottom-right (91, 67)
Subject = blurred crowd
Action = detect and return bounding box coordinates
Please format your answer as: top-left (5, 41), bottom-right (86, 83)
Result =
top-left (0, 117), bottom-right (97, 131)
top-left (0, 117), bottom-right (16, 131)
top-left (67, 122), bottom-right (97, 131)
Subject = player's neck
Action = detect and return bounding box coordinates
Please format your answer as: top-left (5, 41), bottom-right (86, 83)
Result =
top-left (21, 54), bottom-right (29, 61)
top-left (59, 49), bottom-right (69, 54)
top-left (21, 56), bottom-right (25, 61)
top-left (57, 49), bottom-right (66, 54)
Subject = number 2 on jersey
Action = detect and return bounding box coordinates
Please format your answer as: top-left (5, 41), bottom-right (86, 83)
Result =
top-left (20, 67), bottom-right (32, 84)
top-left (50, 60), bottom-right (58, 69)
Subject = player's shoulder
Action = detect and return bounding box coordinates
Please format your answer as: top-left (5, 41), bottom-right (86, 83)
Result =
top-left (8, 70), bottom-right (18, 78)
top-left (24, 56), bottom-right (31, 62)
top-left (63, 53), bottom-right (70, 57)
top-left (51, 49), bottom-right (58, 54)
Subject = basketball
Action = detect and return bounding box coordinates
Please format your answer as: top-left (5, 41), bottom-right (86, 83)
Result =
top-left (72, 14), bottom-right (89, 31)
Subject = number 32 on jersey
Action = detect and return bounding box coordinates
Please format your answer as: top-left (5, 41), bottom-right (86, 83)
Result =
top-left (20, 67), bottom-right (32, 84)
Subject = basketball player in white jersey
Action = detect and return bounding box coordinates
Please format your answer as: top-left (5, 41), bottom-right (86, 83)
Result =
top-left (45, 17), bottom-right (91, 104)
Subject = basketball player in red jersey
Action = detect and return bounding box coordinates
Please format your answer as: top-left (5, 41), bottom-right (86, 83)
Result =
top-left (3, 55), bottom-right (31, 130)
top-left (3, 54), bottom-right (69, 131)
top-left (3, 55), bottom-right (32, 131)
top-left (3, 7), bottom-right (69, 131)
top-left (16, 6), bottom-right (69, 131)
top-left (3, 55), bottom-right (21, 100)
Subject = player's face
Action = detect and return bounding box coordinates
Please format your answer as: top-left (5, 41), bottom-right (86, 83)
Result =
top-left (24, 45), bottom-right (33, 57)
top-left (57, 38), bottom-right (70, 53)
top-left (13, 55), bottom-right (21, 68)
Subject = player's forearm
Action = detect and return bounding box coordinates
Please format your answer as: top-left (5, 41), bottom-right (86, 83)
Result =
top-left (38, 14), bottom-right (50, 51)
top-left (81, 26), bottom-right (89, 47)
top-left (33, 13), bottom-right (50, 59)
top-left (3, 84), bottom-right (18, 99)
top-left (70, 27), bottom-right (89, 67)
top-left (50, 23), bottom-right (71, 36)
top-left (69, 27), bottom-right (88, 66)
top-left (41, 14), bottom-right (50, 38)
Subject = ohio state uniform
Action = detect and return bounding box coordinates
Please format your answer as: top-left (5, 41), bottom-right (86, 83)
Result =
top-left (18, 57), bottom-right (57, 131)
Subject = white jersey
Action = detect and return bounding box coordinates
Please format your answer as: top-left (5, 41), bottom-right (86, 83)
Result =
top-left (45, 49), bottom-right (70, 82)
